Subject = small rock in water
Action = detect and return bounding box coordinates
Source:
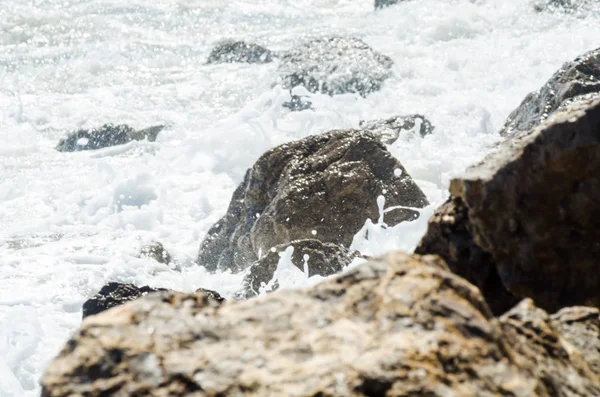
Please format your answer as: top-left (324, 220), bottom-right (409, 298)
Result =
top-left (140, 241), bottom-right (172, 265)
top-left (55, 124), bottom-right (164, 152)
top-left (375, 0), bottom-right (403, 9)
top-left (197, 129), bottom-right (428, 273)
top-left (206, 39), bottom-right (273, 64)
top-left (532, 0), bottom-right (592, 12)
top-left (277, 36), bottom-right (393, 97)
top-left (360, 114), bottom-right (434, 144)
top-left (234, 239), bottom-right (360, 300)
top-left (500, 46), bottom-right (600, 137)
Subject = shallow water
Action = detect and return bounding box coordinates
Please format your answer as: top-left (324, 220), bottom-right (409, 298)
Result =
top-left (1, 0), bottom-right (600, 395)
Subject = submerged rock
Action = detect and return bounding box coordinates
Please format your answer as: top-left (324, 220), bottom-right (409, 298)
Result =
top-left (197, 129), bottom-right (428, 272)
top-left (500, 47), bottom-right (600, 136)
top-left (375, 0), bottom-right (402, 9)
top-left (140, 241), bottom-right (172, 265)
top-left (234, 239), bottom-right (359, 300)
top-left (277, 36), bottom-right (393, 97)
top-left (56, 124), bottom-right (164, 152)
top-left (359, 114), bottom-right (434, 144)
top-left (82, 282), bottom-right (224, 319)
top-left (42, 252), bottom-right (600, 397)
top-left (206, 39), bottom-right (273, 64)
top-left (533, 0), bottom-right (593, 12)
top-left (418, 97), bottom-right (600, 313)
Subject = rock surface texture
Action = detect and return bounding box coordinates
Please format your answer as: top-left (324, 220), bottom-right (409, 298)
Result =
top-left (234, 239), bottom-right (359, 300)
top-left (56, 124), bottom-right (164, 152)
top-left (419, 97), bottom-right (600, 313)
top-left (500, 47), bottom-right (600, 136)
top-left (206, 40), bottom-right (273, 64)
top-left (277, 36), bottom-right (393, 97)
top-left (140, 242), bottom-right (172, 265)
top-left (197, 129), bottom-right (428, 272)
top-left (359, 114), bottom-right (434, 144)
top-left (42, 253), bottom-right (600, 396)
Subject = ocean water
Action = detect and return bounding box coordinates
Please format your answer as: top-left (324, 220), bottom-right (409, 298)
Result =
top-left (1, 0), bottom-right (599, 395)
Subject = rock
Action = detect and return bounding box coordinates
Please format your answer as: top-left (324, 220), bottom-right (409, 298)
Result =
top-left (500, 47), bottom-right (600, 137)
top-left (415, 197), bottom-right (519, 316)
top-left (42, 252), bottom-right (600, 397)
top-left (234, 239), bottom-right (359, 300)
top-left (419, 97), bottom-right (600, 313)
top-left (140, 241), bottom-right (172, 265)
top-left (533, 0), bottom-right (592, 12)
top-left (81, 282), bottom-right (167, 319)
top-left (197, 129), bottom-right (428, 272)
top-left (359, 114), bottom-right (434, 144)
top-left (56, 124), bottom-right (164, 152)
top-left (551, 306), bottom-right (600, 376)
top-left (277, 36), bottom-right (393, 97)
top-left (82, 282), bottom-right (225, 319)
top-left (375, 0), bottom-right (402, 9)
top-left (206, 39), bottom-right (273, 64)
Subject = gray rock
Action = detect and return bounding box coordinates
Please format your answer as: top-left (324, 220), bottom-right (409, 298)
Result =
top-left (197, 129), bottom-right (428, 272)
top-left (500, 47), bottom-right (600, 137)
top-left (206, 39), bottom-right (273, 64)
top-left (277, 36), bottom-right (393, 97)
top-left (140, 241), bottom-right (172, 265)
top-left (56, 124), bottom-right (164, 152)
top-left (360, 114), bottom-right (434, 144)
top-left (375, 0), bottom-right (402, 9)
top-left (42, 253), bottom-right (600, 397)
top-left (533, 0), bottom-right (593, 12)
top-left (419, 97), bottom-right (600, 313)
top-left (234, 239), bottom-right (359, 300)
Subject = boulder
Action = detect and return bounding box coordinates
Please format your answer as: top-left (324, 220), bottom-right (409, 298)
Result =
top-left (277, 36), bottom-right (393, 97)
top-left (551, 306), bottom-right (600, 376)
top-left (206, 39), bottom-right (273, 64)
top-left (81, 282), bottom-right (224, 319)
top-left (197, 129), bottom-right (428, 272)
top-left (56, 124), bottom-right (164, 152)
top-left (375, 0), bottom-right (402, 9)
top-left (140, 241), bottom-right (172, 265)
top-left (42, 252), bottom-right (600, 397)
top-left (500, 47), bottom-right (600, 137)
top-left (418, 97), bottom-right (600, 313)
top-left (359, 114), bottom-right (434, 144)
top-left (234, 239), bottom-right (359, 300)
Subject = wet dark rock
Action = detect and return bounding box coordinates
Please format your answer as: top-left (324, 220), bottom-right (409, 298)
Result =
top-left (140, 241), bottom-right (171, 265)
top-left (82, 283), bottom-right (224, 319)
top-left (533, 0), bottom-right (593, 12)
top-left (234, 239), bottom-right (359, 300)
top-left (206, 39), bottom-right (273, 64)
top-left (360, 114), bottom-right (434, 144)
top-left (375, 0), bottom-right (402, 9)
top-left (43, 253), bottom-right (600, 397)
top-left (419, 97), bottom-right (600, 313)
top-left (56, 124), bottom-right (164, 152)
top-left (197, 129), bottom-right (428, 272)
top-left (500, 47), bottom-right (600, 137)
top-left (81, 282), bottom-right (167, 319)
top-left (277, 36), bottom-right (393, 97)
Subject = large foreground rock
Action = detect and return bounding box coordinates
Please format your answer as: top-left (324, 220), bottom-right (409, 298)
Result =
top-left (42, 252), bottom-right (600, 396)
top-left (206, 39), bottom-right (273, 64)
top-left (500, 47), bottom-right (600, 136)
top-left (56, 124), bottom-right (164, 152)
top-left (277, 36), bottom-right (393, 97)
top-left (234, 239), bottom-right (359, 300)
top-left (197, 129), bottom-right (428, 272)
top-left (418, 97), bottom-right (600, 313)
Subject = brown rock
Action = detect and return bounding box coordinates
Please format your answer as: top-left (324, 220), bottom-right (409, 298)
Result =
top-left (418, 98), bottom-right (600, 313)
top-left (234, 239), bottom-right (360, 300)
top-left (42, 253), bottom-right (600, 397)
top-left (197, 130), bottom-right (428, 272)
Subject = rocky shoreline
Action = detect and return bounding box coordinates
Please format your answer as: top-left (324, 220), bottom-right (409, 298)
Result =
top-left (40, 10), bottom-right (600, 397)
